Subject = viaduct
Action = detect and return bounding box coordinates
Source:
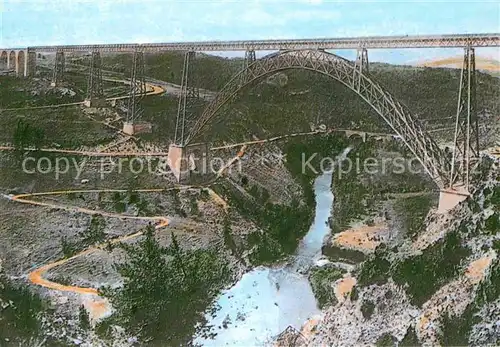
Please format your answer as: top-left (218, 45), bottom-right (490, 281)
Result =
top-left (2, 33), bottom-right (499, 77)
top-left (1, 33), bottom-right (500, 212)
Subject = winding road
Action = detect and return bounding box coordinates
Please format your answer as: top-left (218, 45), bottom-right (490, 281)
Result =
top-left (8, 188), bottom-right (177, 294)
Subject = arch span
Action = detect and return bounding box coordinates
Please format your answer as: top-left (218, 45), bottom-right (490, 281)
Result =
top-left (186, 49), bottom-right (450, 189)
top-left (0, 51), bottom-right (7, 67)
top-left (9, 51), bottom-right (16, 70)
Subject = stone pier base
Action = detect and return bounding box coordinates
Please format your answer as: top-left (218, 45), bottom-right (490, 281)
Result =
top-left (168, 144), bottom-right (189, 183)
top-left (167, 143), bottom-right (211, 183)
top-left (83, 98), bottom-right (107, 108)
top-left (437, 187), bottom-right (470, 213)
top-left (122, 122), bottom-right (152, 136)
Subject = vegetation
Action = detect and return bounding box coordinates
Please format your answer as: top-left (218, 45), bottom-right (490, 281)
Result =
top-left (0, 269), bottom-right (45, 344)
top-left (60, 236), bottom-right (79, 258)
top-left (284, 133), bottom-right (382, 236)
top-left (394, 194), bottom-right (433, 239)
top-left (171, 189), bottom-right (187, 217)
top-left (0, 75), bottom-right (81, 108)
top-left (393, 231), bottom-right (470, 306)
top-left (80, 214), bottom-right (107, 246)
top-left (101, 225), bottom-right (232, 345)
top-left (357, 245), bottom-right (391, 287)
top-left (59, 214), bottom-right (107, 258)
top-left (112, 192), bottom-right (126, 213)
top-left (283, 133), bottom-right (351, 207)
top-left (12, 119), bottom-right (45, 150)
top-left (485, 186), bottom-right (500, 209)
top-left (357, 231), bottom-right (470, 307)
top-left (484, 212), bottom-right (499, 235)
top-left (79, 305), bottom-right (90, 330)
top-left (308, 265), bottom-right (345, 308)
top-left (48, 275), bottom-right (72, 286)
top-left (101, 51), bottom-right (240, 91)
top-left (440, 257), bottom-right (500, 346)
top-left (189, 195), bottom-right (200, 216)
top-left (361, 299), bottom-right (376, 319)
top-left (127, 191), bottom-right (152, 216)
top-left (400, 325), bottom-right (420, 346)
top-left (440, 304), bottom-right (475, 346)
top-left (223, 215), bottom-right (239, 256)
top-left (376, 333), bottom-right (396, 347)
top-left (217, 179), bottom-right (314, 265)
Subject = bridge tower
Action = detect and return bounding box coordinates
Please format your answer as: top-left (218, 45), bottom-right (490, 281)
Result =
top-left (438, 46), bottom-right (480, 212)
top-left (169, 51), bottom-right (200, 182)
top-left (353, 48), bottom-right (369, 91)
top-left (51, 50), bottom-right (65, 87)
top-left (84, 50), bottom-right (105, 108)
top-left (239, 50), bottom-right (256, 87)
top-left (122, 50), bottom-right (147, 135)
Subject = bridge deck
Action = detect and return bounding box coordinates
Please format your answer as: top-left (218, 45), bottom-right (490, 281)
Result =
top-left (3, 33), bottom-right (499, 53)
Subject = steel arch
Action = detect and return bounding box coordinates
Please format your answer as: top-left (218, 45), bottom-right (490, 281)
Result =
top-left (185, 49), bottom-right (450, 189)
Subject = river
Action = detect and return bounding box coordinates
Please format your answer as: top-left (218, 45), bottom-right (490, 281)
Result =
top-left (194, 172), bottom-right (334, 346)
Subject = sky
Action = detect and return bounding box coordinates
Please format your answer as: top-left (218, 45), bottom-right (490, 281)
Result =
top-left (1, 0), bottom-right (499, 63)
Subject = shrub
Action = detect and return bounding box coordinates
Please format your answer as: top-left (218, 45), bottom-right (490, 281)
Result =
top-left (361, 300), bottom-right (375, 319)
top-left (308, 266), bottom-right (345, 308)
top-left (392, 231), bottom-right (470, 306)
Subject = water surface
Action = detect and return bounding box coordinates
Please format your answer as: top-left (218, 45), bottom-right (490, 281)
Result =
top-left (194, 172), bottom-right (334, 346)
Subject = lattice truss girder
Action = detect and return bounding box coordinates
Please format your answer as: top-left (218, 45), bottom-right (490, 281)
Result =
top-left (449, 47), bottom-right (479, 189)
top-left (186, 49), bottom-right (450, 189)
top-left (174, 51), bottom-right (201, 146)
top-left (27, 34), bottom-right (500, 53)
top-left (86, 50), bottom-right (104, 100)
top-left (126, 50), bottom-right (147, 123)
top-left (52, 50), bottom-right (65, 85)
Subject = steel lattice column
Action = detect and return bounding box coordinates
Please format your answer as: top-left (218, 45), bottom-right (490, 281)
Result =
top-left (244, 50), bottom-right (256, 68)
top-left (449, 47), bottom-right (479, 190)
top-left (353, 48), bottom-right (369, 91)
top-left (126, 50), bottom-right (147, 123)
top-left (86, 50), bottom-right (104, 104)
top-left (239, 50), bottom-right (256, 87)
top-left (51, 50), bottom-right (65, 86)
top-left (174, 51), bottom-right (199, 146)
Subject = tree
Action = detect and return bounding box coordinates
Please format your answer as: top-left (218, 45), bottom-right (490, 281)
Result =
top-left (80, 214), bottom-right (106, 246)
top-left (166, 231), bottom-right (186, 278)
top-left (12, 119), bottom-right (45, 151)
top-left (101, 224), bottom-right (232, 345)
top-left (79, 305), bottom-right (90, 330)
top-left (0, 265), bottom-right (46, 344)
top-left (223, 215), bottom-right (238, 255)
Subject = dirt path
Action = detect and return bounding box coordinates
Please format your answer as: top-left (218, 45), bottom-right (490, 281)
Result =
top-left (27, 228), bottom-right (165, 295)
top-left (0, 77), bottom-right (164, 112)
top-left (3, 188), bottom-right (195, 295)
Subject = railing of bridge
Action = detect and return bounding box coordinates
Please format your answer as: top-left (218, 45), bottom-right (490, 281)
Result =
top-left (2, 33), bottom-right (498, 53)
